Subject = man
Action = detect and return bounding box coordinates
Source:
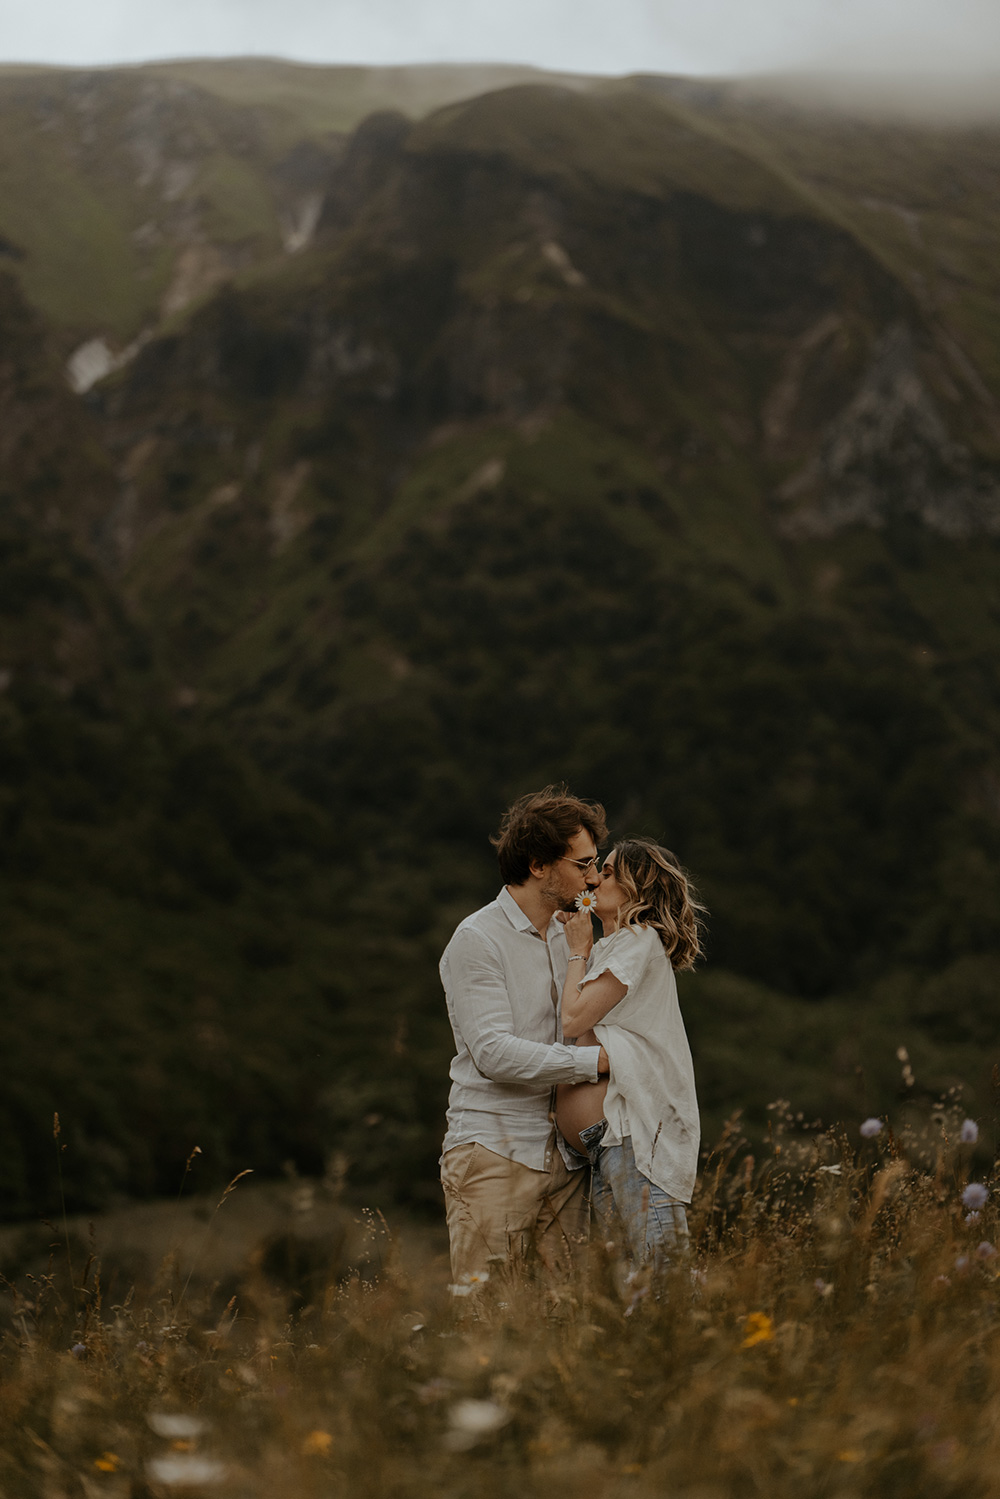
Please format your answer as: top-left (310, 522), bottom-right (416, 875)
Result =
top-left (439, 785), bottom-right (609, 1281)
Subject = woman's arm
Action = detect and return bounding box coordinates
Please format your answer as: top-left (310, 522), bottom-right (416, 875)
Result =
top-left (562, 967), bottom-right (627, 1036)
top-left (557, 909), bottom-right (595, 1039)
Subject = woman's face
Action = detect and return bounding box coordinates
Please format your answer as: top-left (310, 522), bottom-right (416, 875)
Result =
top-left (593, 854), bottom-right (627, 923)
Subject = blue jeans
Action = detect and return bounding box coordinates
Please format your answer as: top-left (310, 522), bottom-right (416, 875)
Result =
top-left (578, 1121), bottom-right (689, 1269)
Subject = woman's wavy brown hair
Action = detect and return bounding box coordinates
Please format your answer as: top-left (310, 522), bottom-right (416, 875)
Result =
top-left (608, 838), bottom-right (707, 971)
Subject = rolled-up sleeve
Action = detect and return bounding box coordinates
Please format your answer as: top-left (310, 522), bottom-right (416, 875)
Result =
top-left (443, 928), bottom-right (601, 1087)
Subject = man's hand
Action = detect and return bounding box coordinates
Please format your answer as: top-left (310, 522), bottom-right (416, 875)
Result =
top-left (598, 1046), bottom-right (610, 1078)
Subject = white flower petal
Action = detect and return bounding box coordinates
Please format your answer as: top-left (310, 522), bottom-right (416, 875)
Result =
top-left (448, 1399), bottom-right (510, 1437)
top-left (147, 1413), bottom-right (207, 1440)
top-left (146, 1456), bottom-right (227, 1486)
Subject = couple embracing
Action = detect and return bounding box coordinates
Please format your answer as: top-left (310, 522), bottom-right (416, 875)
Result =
top-left (440, 785), bottom-right (704, 1285)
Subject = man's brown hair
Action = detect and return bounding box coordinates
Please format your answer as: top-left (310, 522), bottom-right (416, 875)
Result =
top-left (492, 784), bottom-right (608, 886)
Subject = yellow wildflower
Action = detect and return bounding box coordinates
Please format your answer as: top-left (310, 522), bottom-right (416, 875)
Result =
top-left (94, 1453), bottom-right (120, 1473)
top-left (741, 1312), bottom-right (775, 1348)
top-left (302, 1430), bottom-right (333, 1457)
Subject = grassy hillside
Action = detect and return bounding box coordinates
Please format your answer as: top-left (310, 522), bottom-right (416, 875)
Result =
top-left (2, 71), bottom-right (999, 1219)
top-left (0, 61), bottom-right (589, 348)
top-left (648, 78), bottom-right (1000, 401)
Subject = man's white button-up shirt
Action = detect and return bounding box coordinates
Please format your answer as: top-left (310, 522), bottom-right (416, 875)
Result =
top-left (439, 886), bottom-right (602, 1171)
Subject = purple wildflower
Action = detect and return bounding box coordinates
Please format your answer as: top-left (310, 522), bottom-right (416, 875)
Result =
top-left (71, 1343), bottom-right (87, 1359)
top-left (859, 1118), bottom-right (882, 1139)
top-left (960, 1119), bottom-right (979, 1145)
top-left (976, 1241), bottom-right (997, 1260)
top-left (962, 1183), bottom-right (989, 1211)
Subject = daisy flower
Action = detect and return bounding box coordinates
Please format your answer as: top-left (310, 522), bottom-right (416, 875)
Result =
top-left (448, 1269), bottom-right (490, 1296)
top-left (575, 890), bottom-right (597, 913)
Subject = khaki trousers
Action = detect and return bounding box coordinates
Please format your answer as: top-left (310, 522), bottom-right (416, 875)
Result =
top-left (440, 1139), bottom-right (588, 1282)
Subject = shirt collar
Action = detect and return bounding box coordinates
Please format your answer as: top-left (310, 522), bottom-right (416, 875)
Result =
top-left (497, 886), bottom-right (536, 933)
top-left (497, 887), bottom-right (566, 941)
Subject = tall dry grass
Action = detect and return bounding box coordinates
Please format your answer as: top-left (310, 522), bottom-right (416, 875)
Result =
top-left (1, 1103), bottom-right (997, 1499)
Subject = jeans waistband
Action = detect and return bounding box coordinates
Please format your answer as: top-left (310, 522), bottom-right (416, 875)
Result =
top-left (577, 1118), bottom-right (608, 1165)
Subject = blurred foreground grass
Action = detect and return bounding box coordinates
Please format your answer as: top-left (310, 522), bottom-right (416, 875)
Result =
top-left (1, 1110), bottom-right (998, 1499)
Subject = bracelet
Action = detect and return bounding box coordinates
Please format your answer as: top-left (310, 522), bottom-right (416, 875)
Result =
top-left (567, 954), bottom-right (588, 962)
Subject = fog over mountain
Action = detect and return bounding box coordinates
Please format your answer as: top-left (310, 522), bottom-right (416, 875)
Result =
top-left (3, 0), bottom-right (1000, 79)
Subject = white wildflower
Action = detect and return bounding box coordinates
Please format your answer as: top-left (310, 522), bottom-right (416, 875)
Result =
top-left (444, 1399), bottom-right (510, 1450)
top-left (448, 1269), bottom-right (490, 1297)
top-left (147, 1413), bottom-right (206, 1440)
top-left (146, 1456), bottom-right (226, 1486)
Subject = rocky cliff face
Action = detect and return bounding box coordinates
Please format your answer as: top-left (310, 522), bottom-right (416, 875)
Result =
top-left (777, 323), bottom-right (1000, 538)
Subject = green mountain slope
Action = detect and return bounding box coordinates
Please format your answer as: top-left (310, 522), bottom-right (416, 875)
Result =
top-left (643, 75), bottom-right (1000, 400)
top-left (0, 61), bottom-right (589, 350)
top-left (2, 71), bottom-right (1000, 1217)
top-left (0, 66), bottom-right (330, 346)
top-left (101, 86), bottom-right (1000, 1038)
top-left (0, 270), bottom-right (452, 1217)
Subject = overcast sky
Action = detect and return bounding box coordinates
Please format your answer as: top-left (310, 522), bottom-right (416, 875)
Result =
top-left (2, 0), bottom-right (999, 76)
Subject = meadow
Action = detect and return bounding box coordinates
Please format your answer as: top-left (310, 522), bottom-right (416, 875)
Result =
top-left (1, 1098), bottom-right (997, 1499)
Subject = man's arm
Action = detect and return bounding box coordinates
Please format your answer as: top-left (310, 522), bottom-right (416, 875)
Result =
top-left (443, 929), bottom-right (603, 1087)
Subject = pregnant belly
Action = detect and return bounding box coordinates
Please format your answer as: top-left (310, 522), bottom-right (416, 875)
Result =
top-left (555, 1078), bottom-right (608, 1154)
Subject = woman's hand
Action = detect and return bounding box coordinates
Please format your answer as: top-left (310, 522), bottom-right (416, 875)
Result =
top-left (557, 908), bottom-right (594, 960)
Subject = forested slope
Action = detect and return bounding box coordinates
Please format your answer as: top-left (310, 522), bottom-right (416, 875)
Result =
top-left (2, 68), bottom-right (999, 1217)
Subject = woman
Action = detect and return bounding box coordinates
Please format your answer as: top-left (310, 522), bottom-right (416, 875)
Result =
top-left (555, 839), bottom-right (705, 1268)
